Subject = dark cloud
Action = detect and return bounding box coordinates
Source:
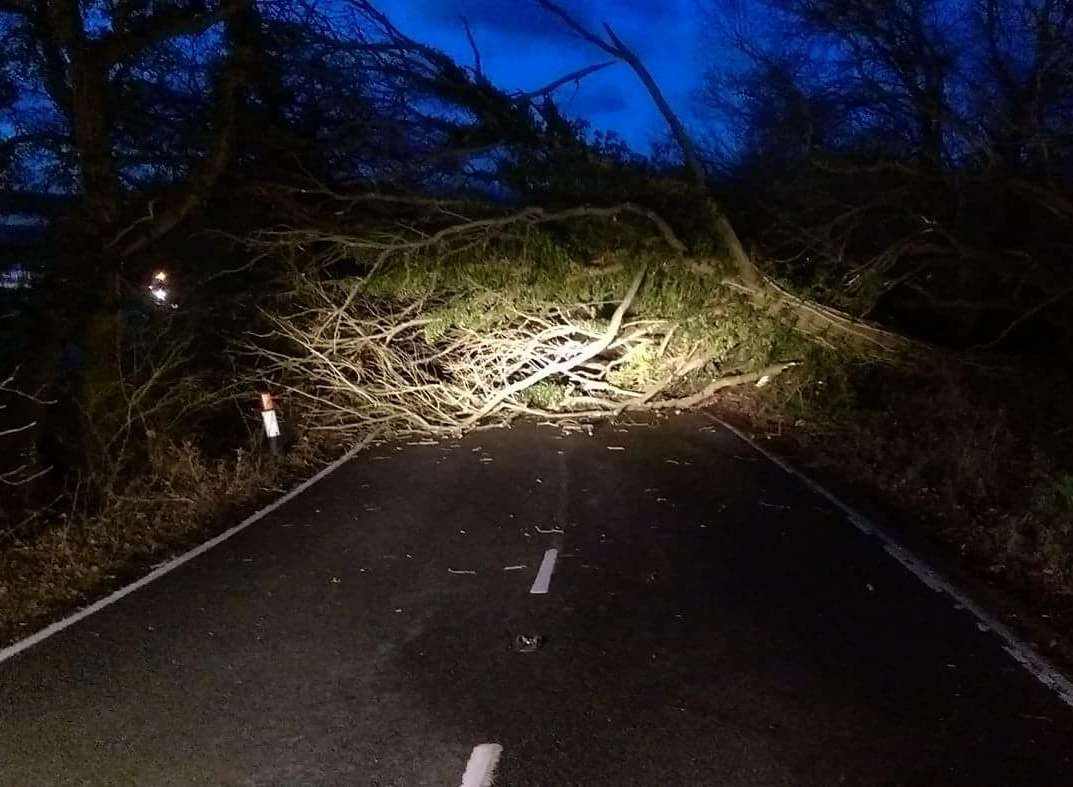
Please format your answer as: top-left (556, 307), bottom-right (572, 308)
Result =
top-left (567, 83), bottom-right (628, 115)
top-left (612, 0), bottom-right (690, 23)
top-left (410, 0), bottom-right (598, 39)
top-left (404, 1), bottom-right (695, 60)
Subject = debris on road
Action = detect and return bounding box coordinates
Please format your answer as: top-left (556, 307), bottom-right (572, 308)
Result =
top-left (460, 743), bottom-right (503, 787)
top-left (534, 525), bottom-right (563, 534)
top-left (759, 500), bottom-right (791, 510)
top-left (514, 634), bottom-right (545, 653)
top-left (556, 421), bottom-right (592, 436)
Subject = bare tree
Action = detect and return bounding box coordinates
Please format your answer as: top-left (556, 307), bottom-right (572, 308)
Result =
top-left (695, 0), bottom-right (1073, 347)
top-left (0, 0), bottom-right (253, 243)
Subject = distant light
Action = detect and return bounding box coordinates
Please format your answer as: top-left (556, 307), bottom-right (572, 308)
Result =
top-left (149, 285), bottom-right (169, 303)
top-left (153, 270), bottom-right (168, 282)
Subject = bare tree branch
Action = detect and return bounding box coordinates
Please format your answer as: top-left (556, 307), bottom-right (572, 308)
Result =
top-left (975, 283), bottom-right (1073, 350)
top-left (521, 61), bottom-right (616, 98)
top-left (461, 16), bottom-right (482, 79)
top-left (247, 201), bottom-right (688, 274)
top-left (98, 0), bottom-right (249, 65)
top-left (537, 0), bottom-right (706, 187)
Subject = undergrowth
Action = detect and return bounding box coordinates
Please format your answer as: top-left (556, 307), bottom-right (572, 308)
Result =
top-left (747, 353), bottom-right (1073, 600)
top-left (0, 431), bottom-right (323, 644)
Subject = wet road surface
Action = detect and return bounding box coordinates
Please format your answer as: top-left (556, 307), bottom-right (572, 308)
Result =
top-left (2, 414), bottom-right (1072, 785)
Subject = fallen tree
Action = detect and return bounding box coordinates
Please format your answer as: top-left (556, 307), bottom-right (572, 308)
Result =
top-left (234, 1), bottom-right (925, 442)
top-left (241, 206), bottom-right (804, 439)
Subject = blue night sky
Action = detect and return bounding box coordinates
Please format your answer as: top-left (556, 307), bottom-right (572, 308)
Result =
top-left (377, 0), bottom-right (708, 152)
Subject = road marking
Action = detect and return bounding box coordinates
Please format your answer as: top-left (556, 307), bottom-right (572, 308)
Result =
top-left (556, 448), bottom-right (569, 530)
top-left (530, 548), bottom-right (559, 594)
top-left (0, 432), bottom-right (380, 666)
top-left (709, 414), bottom-right (1073, 708)
top-left (459, 743), bottom-right (503, 787)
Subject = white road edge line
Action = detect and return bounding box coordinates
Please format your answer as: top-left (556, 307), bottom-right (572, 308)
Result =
top-left (459, 743), bottom-right (503, 787)
top-left (709, 415), bottom-right (1073, 708)
top-left (0, 432), bottom-right (380, 666)
top-left (530, 548), bottom-right (559, 595)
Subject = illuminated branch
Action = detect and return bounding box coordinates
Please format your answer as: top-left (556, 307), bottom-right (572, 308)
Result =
top-left (458, 265), bottom-right (647, 428)
top-left (247, 201), bottom-right (687, 277)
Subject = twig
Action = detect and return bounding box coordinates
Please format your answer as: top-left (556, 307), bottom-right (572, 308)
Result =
top-left (973, 283), bottom-right (1073, 350)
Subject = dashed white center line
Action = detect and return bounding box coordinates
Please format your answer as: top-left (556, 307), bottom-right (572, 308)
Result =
top-left (529, 548), bottom-right (559, 595)
top-left (459, 743), bottom-right (503, 787)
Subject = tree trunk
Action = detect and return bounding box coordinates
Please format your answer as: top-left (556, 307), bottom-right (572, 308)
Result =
top-left (70, 58), bottom-right (119, 228)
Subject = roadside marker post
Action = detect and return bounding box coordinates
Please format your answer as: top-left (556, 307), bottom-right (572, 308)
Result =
top-left (261, 392), bottom-right (282, 454)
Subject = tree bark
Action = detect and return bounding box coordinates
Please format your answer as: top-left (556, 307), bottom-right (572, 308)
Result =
top-left (70, 59), bottom-right (120, 227)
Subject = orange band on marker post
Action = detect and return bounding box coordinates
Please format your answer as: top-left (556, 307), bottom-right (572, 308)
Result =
top-left (260, 392), bottom-right (281, 446)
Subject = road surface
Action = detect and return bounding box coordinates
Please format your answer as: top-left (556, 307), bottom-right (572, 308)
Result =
top-left (2, 414), bottom-right (1072, 785)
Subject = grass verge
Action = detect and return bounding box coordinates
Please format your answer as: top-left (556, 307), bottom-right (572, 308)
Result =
top-left (0, 431), bottom-right (331, 647)
top-left (715, 352), bottom-right (1073, 665)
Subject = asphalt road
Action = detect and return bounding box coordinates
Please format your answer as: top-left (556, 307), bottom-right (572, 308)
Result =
top-left (2, 414), bottom-right (1072, 786)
